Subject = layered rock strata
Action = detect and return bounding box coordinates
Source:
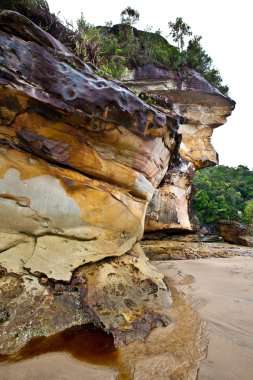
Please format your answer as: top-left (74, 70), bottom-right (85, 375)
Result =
top-left (122, 63), bottom-right (235, 232)
top-left (0, 11), bottom-right (177, 279)
top-left (0, 11), bottom-right (175, 351)
top-left (0, 10), bottom-right (236, 358)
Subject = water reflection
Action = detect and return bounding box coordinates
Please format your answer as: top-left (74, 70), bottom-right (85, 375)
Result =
top-left (0, 324), bottom-right (119, 366)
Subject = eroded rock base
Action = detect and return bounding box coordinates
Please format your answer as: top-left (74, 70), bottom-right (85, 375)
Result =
top-left (0, 243), bottom-right (172, 355)
top-left (142, 239), bottom-right (253, 260)
top-left (0, 286), bottom-right (208, 380)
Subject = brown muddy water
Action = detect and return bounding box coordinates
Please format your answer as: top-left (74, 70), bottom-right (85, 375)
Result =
top-left (0, 324), bottom-right (130, 380)
top-left (0, 324), bottom-right (119, 366)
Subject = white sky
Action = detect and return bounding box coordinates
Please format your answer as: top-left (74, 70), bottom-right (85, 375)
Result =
top-left (47, 0), bottom-right (252, 169)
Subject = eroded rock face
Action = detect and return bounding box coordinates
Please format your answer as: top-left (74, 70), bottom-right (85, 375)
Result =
top-left (0, 265), bottom-right (90, 355)
top-left (0, 11), bottom-right (175, 352)
top-left (122, 63), bottom-right (235, 232)
top-left (72, 243), bottom-right (172, 347)
top-left (0, 11), bottom-right (177, 282)
top-left (0, 10), bottom-right (235, 357)
top-left (145, 162), bottom-right (194, 231)
top-left (0, 242), bottom-right (172, 355)
top-left (0, 147), bottom-right (147, 281)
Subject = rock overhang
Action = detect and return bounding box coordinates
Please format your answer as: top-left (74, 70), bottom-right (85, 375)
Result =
top-left (121, 62), bottom-right (235, 232)
top-left (0, 11), bottom-right (178, 282)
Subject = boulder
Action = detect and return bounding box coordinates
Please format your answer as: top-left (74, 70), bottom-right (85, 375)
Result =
top-left (0, 243), bottom-right (172, 355)
top-left (217, 221), bottom-right (253, 247)
top-left (0, 267), bottom-right (91, 355)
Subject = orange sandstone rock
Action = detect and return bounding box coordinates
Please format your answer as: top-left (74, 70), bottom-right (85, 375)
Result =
top-left (122, 63), bottom-right (235, 231)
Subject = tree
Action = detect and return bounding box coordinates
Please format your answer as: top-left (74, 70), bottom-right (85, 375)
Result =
top-left (120, 6), bottom-right (140, 26)
top-left (168, 17), bottom-right (192, 51)
top-left (185, 35), bottom-right (229, 94)
top-left (192, 165), bottom-right (253, 224)
top-left (243, 201), bottom-right (253, 225)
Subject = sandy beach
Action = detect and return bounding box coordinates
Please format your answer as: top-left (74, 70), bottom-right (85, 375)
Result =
top-left (155, 256), bottom-right (253, 380)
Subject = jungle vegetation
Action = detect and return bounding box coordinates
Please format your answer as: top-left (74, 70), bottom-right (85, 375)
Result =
top-left (192, 165), bottom-right (253, 225)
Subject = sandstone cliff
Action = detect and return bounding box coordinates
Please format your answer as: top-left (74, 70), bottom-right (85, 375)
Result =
top-left (0, 10), bottom-right (235, 356)
top-left (0, 11), bottom-right (174, 352)
top-left (122, 63), bottom-right (235, 232)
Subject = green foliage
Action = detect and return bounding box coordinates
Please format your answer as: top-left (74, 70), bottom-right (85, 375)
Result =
top-left (243, 200), bottom-right (253, 224)
top-left (168, 17), bottom-right (192, 51)
top-left (120, 6), bottom-right (140, 26)
top-left (73, 11), bottom-right (185, 80)
top-left (100, 56), bottom-right (126, 80)
top-left (185, 35), bottom-right (229, 94)
top-left (99, 33), bottom-right (120, 57)
top-left (138, 30), bottom-right (181, 69)
top-left (192, 165), bottom-right (253, 224)
top-left (76, 13), bottom-right (100, 63)
top-left (5, 2), bottom-right (228, 94)
top-left (140, 93), bottom-right (155, 105)
top-left (117, 26), bottom-right (142, 63)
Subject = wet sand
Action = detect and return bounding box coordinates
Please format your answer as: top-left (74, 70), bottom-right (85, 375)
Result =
top-left (0, 353), bottom-right (118, 380)
top-left (155, 256), bottom-right (253, 380)
top-left (0, 324), bottom-right (119, 380)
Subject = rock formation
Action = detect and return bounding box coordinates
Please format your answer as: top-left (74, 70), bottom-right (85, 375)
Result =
top-left (141, 238), bottom-right (253, 260)
top-left (0, 11), bottom-right (175, 352)
top-left (122, 63), bottom-right (235, 232)
top-left (0, 10), bottom-right (235, 358)
top-left (217, 221), bottom-right (253, 247)
top-left (0, 11), bottom-right (177, 278)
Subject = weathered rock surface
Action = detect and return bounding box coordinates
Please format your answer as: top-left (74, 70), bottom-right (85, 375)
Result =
top-left (0, 243), bottom-right (172, 355)
top-left (122, 63), bottom-right (235, 232)
top-left (0, 283), bottom-right (208, 380)
top-left (0, 266), bottom-right (90, 355)
top-left (0, 11), bottom-right (177, 282)
top-left (0, 11), bottom-right (176, 353)
top-left (0, 9), bottom-right (236, 363)
top-left (141, 239), bottom-right (253, 260)
top-left (72, 243), bottom-right (172, 347)
top-left (0, 147), bottom-right (146, 281)
top-left (238, 236), bottom-right (253, 247)
top-left (217, 221), bottom-right (253, 247)
top-left (145, 164), bottom-right (194, 231)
